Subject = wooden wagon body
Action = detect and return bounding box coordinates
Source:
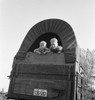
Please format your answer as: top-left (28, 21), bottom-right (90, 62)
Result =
top-left (7, 19), bottom-right (82, 100)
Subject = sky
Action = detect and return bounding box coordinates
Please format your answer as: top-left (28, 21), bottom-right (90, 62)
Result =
top-left (0, 0), bottom-right (95, 92)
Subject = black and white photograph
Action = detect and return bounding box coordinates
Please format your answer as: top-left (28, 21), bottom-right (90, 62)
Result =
top-left (0, 0), bottom-right (95, 100)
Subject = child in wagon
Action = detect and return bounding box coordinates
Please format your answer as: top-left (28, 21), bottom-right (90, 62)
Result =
top-left (34, 41), bottom-right (50, 55)
top-left (50, 38), bottom-right (63, 53)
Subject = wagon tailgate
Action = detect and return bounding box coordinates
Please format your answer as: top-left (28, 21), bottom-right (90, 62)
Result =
top-left (9, 64), bottom-right (74, 99)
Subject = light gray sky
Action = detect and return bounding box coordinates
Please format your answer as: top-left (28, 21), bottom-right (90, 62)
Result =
top-left (0, 0), bottom-right (95, 92)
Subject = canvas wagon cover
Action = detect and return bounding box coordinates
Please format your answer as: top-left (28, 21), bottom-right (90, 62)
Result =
top-left (16, 19), bottom-right (77, 63)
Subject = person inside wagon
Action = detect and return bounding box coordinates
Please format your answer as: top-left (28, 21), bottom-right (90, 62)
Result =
top-left (34, 41), bottom-right (50, 55)
top-left (50, 38), bottom-right (63, 53)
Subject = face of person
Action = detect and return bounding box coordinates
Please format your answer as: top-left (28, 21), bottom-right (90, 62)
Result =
top-left (40, 42), bottom-right (46, 48)
top-left (51, 42), bottom-right (58, 48)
